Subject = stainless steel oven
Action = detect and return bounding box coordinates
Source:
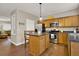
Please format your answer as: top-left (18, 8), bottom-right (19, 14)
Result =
top-left (49, 30), bottom-right (59, 43)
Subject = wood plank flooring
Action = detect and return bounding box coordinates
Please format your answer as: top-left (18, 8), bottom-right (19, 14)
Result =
top-left (42, 43), bottom-right (68, 56)
top-left (71, 41), bottom-right (79, 56)
top-left (0, 39), bottom-right (79, 56)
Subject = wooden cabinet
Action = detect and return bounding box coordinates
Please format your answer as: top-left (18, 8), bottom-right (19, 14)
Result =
top-left (42, 15), bottom-right (79, 27)
top-left (68, 39), bottom-right (71, 56)
top-left (39, 36), bottom-right (46, 54)
top-left (58, 32), bottom-right (68, 45)
top-left (29, 36), bottom-right (39, 55)
top-left (44, 20), bottom-right (50, 27)
top-left (45, 34), bottom-right (50, 49)
top-left (50, 19), bottom-right (59, 24)
top-left (58, 32), bottom-right (71, 55)
top-left (29, 35), bottom-right (45, 55)
top-left (42, 19), bottom-right (51, 27)
top-left (64, 16), bottom-right (79, 27)
top-left (59, 18), bottom-right (65, 26)
top-left (29, 33), bottom-right (49, 56)
top-left (59, 15), bottom-right (79, 27)
top-left (53, 19), bottom-right (59, 22)
top-left (64, 17), bottom-right (72, 26)
top-left (72, 16), bottom-right (79, 26)
top-left (42, 18), bottom-right (59, 27)
top-left (58, 32), bottom-right (63, 44)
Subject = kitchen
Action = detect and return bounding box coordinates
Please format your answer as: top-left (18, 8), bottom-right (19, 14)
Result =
top-left (24, 3), bottom-right (79, 55)
top-left (23, 15), bottom-right (79, 56)
top-left (0, 3), bottom-right (79, 56)
top-left (28, 16), bottom-right (79, 56)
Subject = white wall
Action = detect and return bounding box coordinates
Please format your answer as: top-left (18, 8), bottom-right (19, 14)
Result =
top-left (16, 10), bottom-right (26, 45)
top-left (25, 19), bottom-right (35, 31)
top-left (0, 18), bottom-right (11, 31)
top-left (18, 9), bottom-right (38, 21)
top-left (10, 9), bottom-right (37, 46)
top-left (53, 8), bottom-right (79, 18)
top-left (0, 21), bottom-right (11, 31)
top-left (18, 9), bottom-right (37, 31)
top-left (0, 24), bottom-right (2, 31)
top-left (2, 23), bottom-right (11, 31)
top-left (10, 10), bottom-right (17, 44)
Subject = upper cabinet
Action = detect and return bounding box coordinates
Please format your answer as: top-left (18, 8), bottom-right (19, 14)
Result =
top-left (52, 18), bottom-right (59, 23)
top-left (59, 18), bottom-right (65, 26)
top-left (42, 19), bottom-right (59, 27)
top-left (64, 16), bottom-right (79, 27)
top-left (72, 16), bottom-right (79, 26)
top-left (42, 15), bottom-right (79, 28)
top-left (64, 16), bottom-right (73, 26)
top-left (42, 19), bottom-right (51, 27)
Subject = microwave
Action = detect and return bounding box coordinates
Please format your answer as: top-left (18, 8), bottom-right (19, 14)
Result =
top-left (50, 22), bottom-right (59, 27)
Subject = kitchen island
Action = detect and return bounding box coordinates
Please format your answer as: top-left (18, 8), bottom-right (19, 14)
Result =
top-left (28, 33), bottom-right (50, 56)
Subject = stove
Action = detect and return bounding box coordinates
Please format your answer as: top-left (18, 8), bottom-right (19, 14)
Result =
top-left (49, 30), bottom-right (59, 43)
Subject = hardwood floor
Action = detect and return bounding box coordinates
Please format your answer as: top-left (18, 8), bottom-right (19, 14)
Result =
top-left (42, 43), bottom-right (68, 56)
top-left (0, 39), bottom-right (29, 56)
top-left (71, 41), bottom-right (79, 56)
top-left (0, 39), bottom-right (79, 56)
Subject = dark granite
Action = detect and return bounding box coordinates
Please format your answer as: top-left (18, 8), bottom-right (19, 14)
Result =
top-left (64, 31), bottom-right (79, 33)
top-left (27, 32), bottom-right (48, 36)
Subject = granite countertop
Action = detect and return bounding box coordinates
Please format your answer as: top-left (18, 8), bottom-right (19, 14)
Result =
top-left (26, 32), bottom-right (48, 36)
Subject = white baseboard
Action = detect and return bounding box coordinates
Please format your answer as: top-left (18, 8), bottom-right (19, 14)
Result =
top-left (8, 39), bottom-right (25, 46)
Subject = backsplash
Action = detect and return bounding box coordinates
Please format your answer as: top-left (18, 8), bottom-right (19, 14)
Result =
top-left (58, 28), bottom-right (76, 31)
top-left (46, 28), bottom-right (76, 32)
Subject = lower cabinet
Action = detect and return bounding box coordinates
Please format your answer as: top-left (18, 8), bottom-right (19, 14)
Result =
top-left (45, 34), bottom-right (50, 49)
top-left (39, 36), bottom-right (46, 54)
top-left (58, 32), bottom-right (71, 55)
top-left (29, 33), bottom-right (49, 56)
top-left (58, 32), bottom-right (68, 45)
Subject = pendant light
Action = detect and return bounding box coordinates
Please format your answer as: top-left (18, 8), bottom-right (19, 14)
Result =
top-left (39, 3), bottom-right (42, 21)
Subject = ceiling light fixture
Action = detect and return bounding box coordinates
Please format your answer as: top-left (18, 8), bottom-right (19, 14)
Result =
top-left (39, 3), bottom-right (42, 21)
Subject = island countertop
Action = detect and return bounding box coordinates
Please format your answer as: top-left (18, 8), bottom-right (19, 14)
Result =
top-left (26, 32), bottom-right (48, 36)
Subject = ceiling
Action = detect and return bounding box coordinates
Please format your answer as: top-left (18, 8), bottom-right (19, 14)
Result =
top-left (0, 3), bottom-right (79, 20)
